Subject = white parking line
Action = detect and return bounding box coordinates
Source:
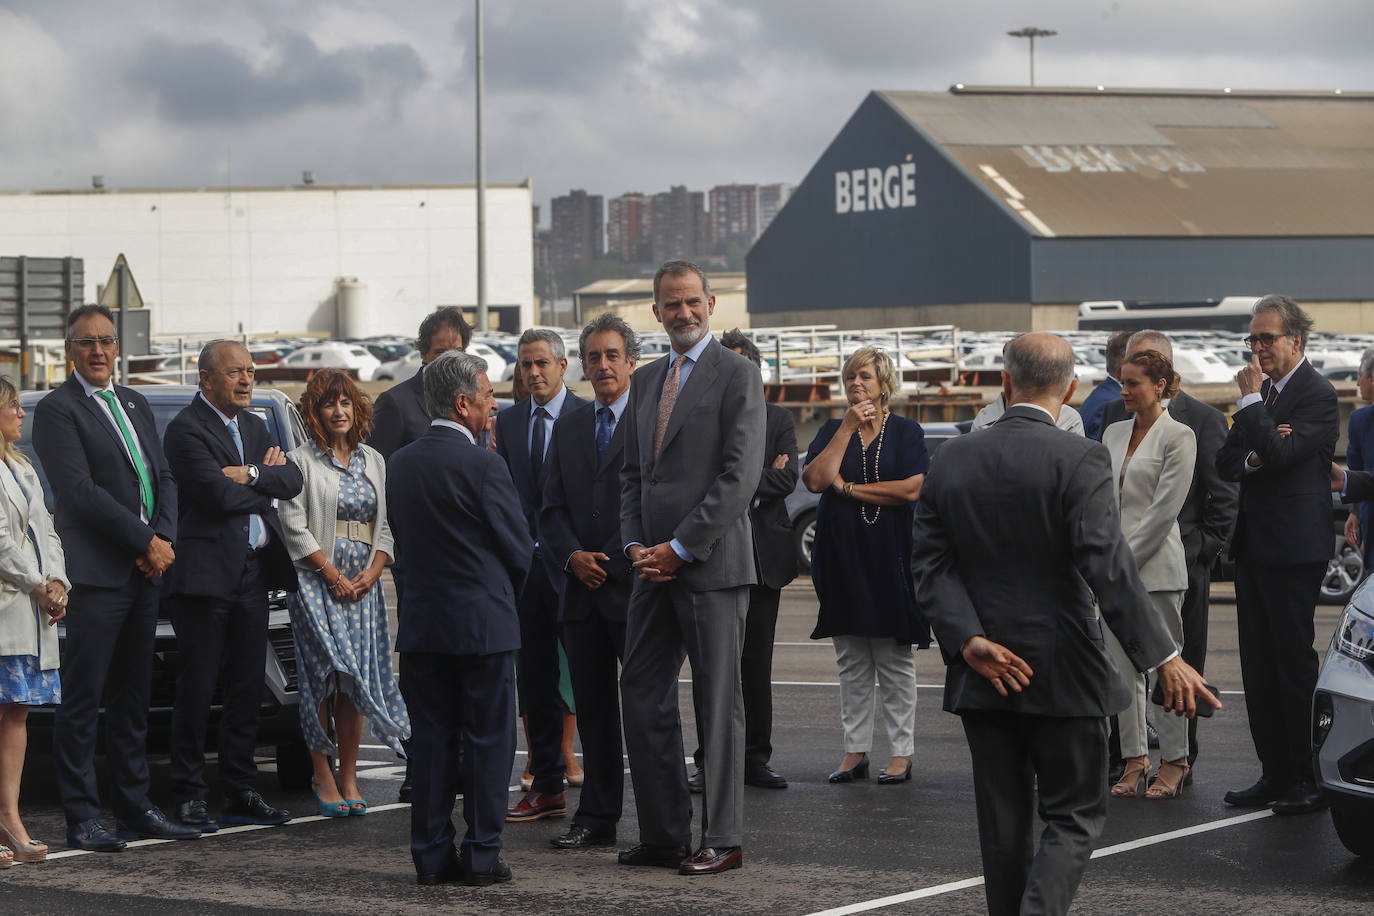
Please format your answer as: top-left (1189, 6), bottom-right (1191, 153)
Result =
top-left (801, 810), bottom-right (1275, 916)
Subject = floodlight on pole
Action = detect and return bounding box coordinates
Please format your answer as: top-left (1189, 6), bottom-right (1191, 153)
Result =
top-left (1007, 27), bottom-right (1056, 86)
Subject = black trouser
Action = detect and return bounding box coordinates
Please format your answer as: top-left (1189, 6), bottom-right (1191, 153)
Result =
top-left (1180, 552), bottom-right (1213, 764)
top-left (54, 577), bottom-right (160, 825)
top-left (563, 610), bottom-right (627, 832)
top-left (693, 583), bottom-right (780, 771)
top-left (516, 555), bottom-right (566, 795)
top-left (961, 711), bottom-right (1109, 916)
top-left (1234, 558), bottom-right (1325, 786)
top-left (168, 552), bottom-right (269, 801)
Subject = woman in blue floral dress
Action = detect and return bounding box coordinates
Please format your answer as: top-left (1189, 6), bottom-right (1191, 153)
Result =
top-left (280, 371), bottom-right (409, 817)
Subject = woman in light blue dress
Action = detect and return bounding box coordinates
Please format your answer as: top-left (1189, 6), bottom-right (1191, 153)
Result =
top-left (280, 370), bottom-right (409, 817)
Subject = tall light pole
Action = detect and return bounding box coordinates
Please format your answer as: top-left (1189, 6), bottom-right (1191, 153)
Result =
top-left (1007, 27), bottom-right (1056, 86)
top-left (475, 0), bottom-right (488, 331)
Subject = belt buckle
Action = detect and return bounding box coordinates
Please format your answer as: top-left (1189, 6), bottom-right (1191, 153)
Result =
top-left (348, 520), bottom-right (362, 540)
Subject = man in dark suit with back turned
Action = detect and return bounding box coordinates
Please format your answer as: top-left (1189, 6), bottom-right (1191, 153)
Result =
top-left (1099, 329), bottom-right (1239, 776)
top-left (496, 328), bottom-right (586, 822)
top-left (162, 340), bottom-right (303, 832)
top-left (1217, 295), bottom-right (1339, 815)
top-left (617, 259), bottom-right (764, 876)
top-left (387, 350), bottom-right (531, 887)
top-left (912, 332), bottom-right (1217, 916)
top-left (32, 305), bottom-right (198, 851)
top-left (540, 312), bottom-right (639, 849)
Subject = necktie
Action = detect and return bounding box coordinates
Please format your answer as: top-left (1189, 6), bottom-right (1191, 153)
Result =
top-left (96, 389), bottom-right (155, 520)
top-left (596, 407), bottom-right (614, 464)
top-left (1264, 383), bottom-right (1278, 409)
top-left (227, 419), bottom-right (264, 549)
top-left (530, 406), bottom-right (549, 481)
top-left (654, 353), bottom-right (688, 459)
top-left (6, 462), bottom-right (40, 574)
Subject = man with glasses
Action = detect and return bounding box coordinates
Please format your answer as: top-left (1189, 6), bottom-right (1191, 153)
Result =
top-left (1217, 295), bottom-right (1339, 815)
top-left (32, 305), bottom-right (199, 850)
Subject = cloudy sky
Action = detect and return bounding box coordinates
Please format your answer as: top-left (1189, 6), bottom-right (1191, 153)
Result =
top-left (3, 0), bottom-right (1371, 221)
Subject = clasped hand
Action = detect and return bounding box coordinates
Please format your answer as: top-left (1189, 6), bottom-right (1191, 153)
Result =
top-left (631, 542), bottom-right (684, 582)
top-left (961, 635), bottom-right (1033, 697)
top-left (571, 551), bottom-right (611, 589)
top-left (136, 535), bottom-right (175, 579)
top-left (32, 579), bottom-right (68, 624)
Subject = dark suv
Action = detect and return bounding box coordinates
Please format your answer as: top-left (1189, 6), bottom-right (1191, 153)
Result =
top-left (18, 385), bottom-right (313, 790)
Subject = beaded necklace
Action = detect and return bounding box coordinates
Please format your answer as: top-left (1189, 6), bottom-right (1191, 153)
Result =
top-left (855, 410), bottom-right (888, 525)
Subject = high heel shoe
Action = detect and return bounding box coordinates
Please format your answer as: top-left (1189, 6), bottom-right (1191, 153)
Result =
top-left (1146, 757), bottom-right (1190, 800)
top-left (828, 753), bottom-right (870, 783)
top-left (1111, 756), bottom-right (1150, 798)
top-left (878, 759), bottom-right (913, 785)
top-left (312, 781), bottom-right (350, 818)
top-left (0, 822), bottom-right (46, 862)
top-left (345, 798), bottom-right (368, 817)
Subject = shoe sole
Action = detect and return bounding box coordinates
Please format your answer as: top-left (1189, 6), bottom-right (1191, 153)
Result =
top-left (506, 809), bottom-right (566, 822)
top-left (680, 859), bottom-right (743, 875)
top-left (115, 831), bottom-right (200, 841)
top-left (551, 838), bottom-right (616, 849)
top-left (218, 816), bottom-right (291, 827)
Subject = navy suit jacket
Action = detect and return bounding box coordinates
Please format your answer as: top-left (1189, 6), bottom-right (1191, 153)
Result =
top-left (31, 376), bottom-right (177, 589)
top-left (387, 424), bottom-right (532, 656)
top-left (495, 388), bottom-right (587, 541)
top-left (161, 396), bottom-right (303, 596)
top-left (539, 398), bottom-right (633, 623)
top-left (368, 370), bottom-right (429, 460)
top-left (752, 403), bottom-right (800, 590)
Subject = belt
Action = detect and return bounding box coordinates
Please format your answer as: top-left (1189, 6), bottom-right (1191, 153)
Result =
top-left (336, 519), bottom-right (374, 545)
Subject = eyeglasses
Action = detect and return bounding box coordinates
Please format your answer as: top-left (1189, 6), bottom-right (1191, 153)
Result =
top-left (68, 336), bottom-right (119, 350)
top-left (0, 401), bottom-right (20, 413)
top-left (1243, 332), bottom-right (1288, 350)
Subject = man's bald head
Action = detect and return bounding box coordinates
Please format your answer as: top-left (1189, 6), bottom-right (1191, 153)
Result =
top-left (1004, 333), bottom-right (1076, 403)
top-left (1126, 329), bottom-right (1172, 361)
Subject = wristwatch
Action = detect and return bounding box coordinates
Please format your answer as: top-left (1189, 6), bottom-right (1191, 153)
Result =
top-left (247, 464), bottom-right (259, 483)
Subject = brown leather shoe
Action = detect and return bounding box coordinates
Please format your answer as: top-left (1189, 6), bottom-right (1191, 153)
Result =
top-left (678, 846), bottom-right (742, 875)
top-left (505, 790), bottom-right (566, 822)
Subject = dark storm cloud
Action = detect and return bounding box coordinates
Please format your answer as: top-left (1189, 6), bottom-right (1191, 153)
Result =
top-left (125, 29), bottom-right (428, 124)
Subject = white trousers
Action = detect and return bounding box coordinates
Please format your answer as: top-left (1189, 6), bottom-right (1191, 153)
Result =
top-left (1105, 589), bottom-right (1188, 761)
top-left (832, 635), bottom-right (916, 757)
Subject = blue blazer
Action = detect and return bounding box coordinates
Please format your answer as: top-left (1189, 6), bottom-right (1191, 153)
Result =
top-left (495, 389), bottom-right (586, 539)
top-left (31, 376), bottom-right (178, 589)
top-left (386, 425), bottom-right (532, 656)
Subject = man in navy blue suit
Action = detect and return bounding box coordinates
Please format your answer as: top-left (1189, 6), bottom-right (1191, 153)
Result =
top-left (32, 305), bottom-right (199, 851)
top-left (162, 340), bottom-right (303, 832)
top-left (495, 328), bottom-right (585, 822)
top-left (540, 313), bottom-right (638, 849)
top-left (388, 350), bottom-right (532, 887)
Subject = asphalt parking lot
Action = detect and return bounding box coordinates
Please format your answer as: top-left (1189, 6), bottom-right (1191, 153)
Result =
top-left (3, 579), bottom-right (1374, 914)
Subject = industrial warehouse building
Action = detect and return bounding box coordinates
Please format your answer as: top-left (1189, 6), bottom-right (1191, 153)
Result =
top-left (0, 182), bottom-right (535, 339)
top-left (747, 86), bottom-right (1374, 332)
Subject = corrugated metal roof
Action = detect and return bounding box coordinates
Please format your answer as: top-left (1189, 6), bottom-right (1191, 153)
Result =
top-left (880, 88), bottom-right (1374, 237)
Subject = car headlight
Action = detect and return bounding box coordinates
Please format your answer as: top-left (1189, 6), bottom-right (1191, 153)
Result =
top-left (1335, 605), bottom-right (1374, 662)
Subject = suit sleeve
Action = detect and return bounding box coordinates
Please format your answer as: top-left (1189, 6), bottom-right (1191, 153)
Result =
top-left (247, 417), bottom-right (303, 500)
top-left (32, 395), bottom-right (158, 556)
top-left (0, 480), bottom-right (44, 594)
top-left (539, 428), bottom-right (580, 568)
top-left (367, 388), bottom-right (406, 459)
top-left (1224, 380), bottom-right (1338, 475)
top-left (619, 382), bottom-right (645, 552)
top-left (482, 457), bottom-right (534, 595)
top-left (674, 360), bottom-right (766, 560)
top-left (755, 409), bottom-right (799, 500)
top-left (1194, 403), bottom-right (1239, 560)
top-left (1123, 424), bottom-right (1196, 569)
top-left (164, 419), bottom-right (276, 516)
top-left (1344, 469), bottom-right (1374, 503)
top-left (911, 454), bottom-right (983, 666)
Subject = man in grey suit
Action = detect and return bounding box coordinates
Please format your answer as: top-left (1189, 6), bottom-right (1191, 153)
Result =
top-left (617, 260), bottom-right (764, 876)
top-left (912, 332), bottom-right (1217, 915)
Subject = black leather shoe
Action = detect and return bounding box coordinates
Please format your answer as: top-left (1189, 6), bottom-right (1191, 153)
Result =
top-left (679, 845), bottom-right (742, 875)
top-left (828, 753), bottom-right (869, 784)
top-left (1272, 779), bottom-right (1328, 815)
top-left (877, 759), bottom-right (913, 784)
top-left (66, 819), bottom-right (127, 852)
top-left (116, 807), bottom-right (201, 841)
top-left (551, 824), bottom-right (616, 848)
top-left (1224, 776), bottom-right (1288, 807)
top-left (462, 858), bottom-right (513, 886)
top-left (221, 790), bottom-right (291, 826)
top-left (744, 764), bottom-right (788, 789)
top-left (416, 860), bottom-right (465, 886)
top-left (687, 767), bottom-right (704, 794)
top-left (617, 843), bottom-right (689, 868)
top-left (176, 800), bottom-right (219, 833)
top-left (399, 757), bottom-right (413, 804)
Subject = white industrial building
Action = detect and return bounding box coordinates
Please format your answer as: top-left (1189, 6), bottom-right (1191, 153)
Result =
top-left (0, 182), bottom-right (535, 339)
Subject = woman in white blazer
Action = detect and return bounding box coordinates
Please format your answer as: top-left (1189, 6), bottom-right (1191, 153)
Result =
top-left (1101, 350), bottom-right (1197, 800)
top-left (0, 377), bottom-right (70, 863)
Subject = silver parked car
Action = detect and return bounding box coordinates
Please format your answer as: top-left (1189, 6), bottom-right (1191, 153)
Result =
top-left (1313, 575), bottom-right (1374, 856)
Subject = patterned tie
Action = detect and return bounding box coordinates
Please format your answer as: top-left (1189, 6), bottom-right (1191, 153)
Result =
top-left (226, 418), bottom-right (264, 549)
top-left (1264, 382), bottom-right (1278, 409)
top-left (96, 389), bottom-right (155, 520)
top-left (530, 406), bottom-right (549, 481)
top-left (653, 353), bottom-right (688, 459)
top-left (596, 406), bottom-right (614, 464)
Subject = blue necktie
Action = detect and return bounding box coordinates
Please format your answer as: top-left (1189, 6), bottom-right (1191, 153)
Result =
top-left (596, 407), bottom-right (614, 464)
top-left (531, 406), bottom-right (549, 481)
top-left (227, 419), bottom-right (264, 549)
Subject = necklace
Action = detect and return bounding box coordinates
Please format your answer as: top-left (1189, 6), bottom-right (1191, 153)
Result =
top-left (855, 411), bottom-right (888, 525)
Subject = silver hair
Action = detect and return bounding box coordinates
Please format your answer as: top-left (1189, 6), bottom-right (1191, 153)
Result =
top-left (1126, 329), bottom-right (1173, 360)
top-left (1360, 348), bottom-right (1374, 380)
top-left (1253, 294), bottom-right (1314, 350)
top-left (578, 312), bottom-right (641, 362)
top-left (1004, 333), bottom-right (1075, 398)
top-left (653, 259), bottom-right (711, 300)
top-left (518, 327), bottom-right (565, 361)
top-left (423, 350), bottom-right (487, 420)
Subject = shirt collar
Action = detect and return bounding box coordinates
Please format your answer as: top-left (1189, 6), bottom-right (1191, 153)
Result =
top-left (1271, 357), bottom-right (1306, 393)
top-left (672, 333), bottom-right (712, 366)
top-left (1009, 402), bottom-right (1059, 423)
top-left (198, 391), bottom-right (237, 426)
top-left (430, 418), bottom-right (476, 443)
top-left (74, 371), bottom-right (115, 398)
top-left (532, 383), bottom-right (569, 420)
top-left (598, 387), bottom-right (631, 422)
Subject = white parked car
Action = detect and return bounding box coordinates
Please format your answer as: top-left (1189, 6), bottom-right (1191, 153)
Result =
top-left (1171, 347), bottom-right (1236, 385)
top-left (375, 343), bottom-right (510, 383)
top-left (280, 342), bottom-right (382, 380)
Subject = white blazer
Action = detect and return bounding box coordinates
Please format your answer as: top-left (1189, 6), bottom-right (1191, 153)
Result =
top-left (0, 456), bottom-right (70, 667)
top-left (1102, 410), bottom-right (1196, 593)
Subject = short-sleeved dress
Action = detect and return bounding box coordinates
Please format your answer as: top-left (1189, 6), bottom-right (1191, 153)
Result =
top-left (806, 414), bottom-right (931, 647)
top-left (287, 446), bottom-right (410, 755)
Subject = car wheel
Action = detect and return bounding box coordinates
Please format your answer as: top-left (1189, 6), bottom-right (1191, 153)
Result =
top-left (1321, 543), bottom-right (1365, 605)
top-left (1331, 794), bottom-right (1374, 856)
top-left (275, 740), bottom-right (314, 792)
top-left (794, 509), bottom-right (816, 572)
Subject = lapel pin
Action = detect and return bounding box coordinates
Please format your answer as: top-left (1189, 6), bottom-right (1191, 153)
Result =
top-left (128, 401), bottom-right (136, 409)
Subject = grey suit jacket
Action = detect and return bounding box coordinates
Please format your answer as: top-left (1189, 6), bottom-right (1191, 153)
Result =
top-left (912, 406), bottom-right (1176, 718)
top-left (620, 338), bottom-right (765, 592)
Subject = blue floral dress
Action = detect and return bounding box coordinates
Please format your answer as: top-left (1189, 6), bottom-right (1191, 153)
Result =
top-left (287, 446), bottom-right (409, 755)
top-left (0, 460), bottom-right (60, 706)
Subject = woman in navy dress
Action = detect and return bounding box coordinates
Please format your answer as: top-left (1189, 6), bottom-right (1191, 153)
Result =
top-left (803, 348), bottom-right (930, 785)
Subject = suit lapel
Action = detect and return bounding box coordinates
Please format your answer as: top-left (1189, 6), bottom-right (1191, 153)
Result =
top-left (657, 340), bottom-right (718, 457)
top-left (636, 356), bottom-right (670, 462)
top-left (0, 462), bottom-right (26, 520)
top-left (74, 380), bottom-right (131, 460)
top-left (191, 395), bottom-right (242, 464)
